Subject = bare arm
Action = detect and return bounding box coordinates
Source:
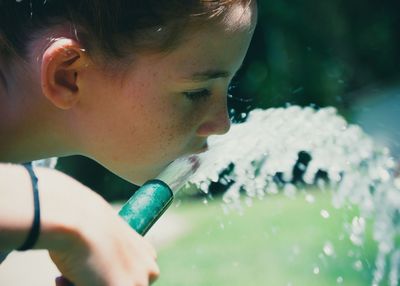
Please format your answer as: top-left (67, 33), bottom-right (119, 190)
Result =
top-left (0, 163), bottom-right (37, 251)
top-left (0, 163), bottom-right (159, 286)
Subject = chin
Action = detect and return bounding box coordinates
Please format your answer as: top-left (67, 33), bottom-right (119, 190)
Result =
top-left (97, 155), bottom-right (174, 185)
top-left (114, 165), bottom-right (168, 186)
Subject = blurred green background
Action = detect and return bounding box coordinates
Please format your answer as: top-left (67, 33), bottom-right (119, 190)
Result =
top-left (54, 2), bottom-right (399, 285)
top-left (155, 191), bottom-right (379, 286)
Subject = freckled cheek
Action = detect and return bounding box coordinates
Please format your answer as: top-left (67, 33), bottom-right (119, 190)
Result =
top-left (150, 117), bottom-right (188, 151)
top-left (123, 100), bottom-right (168, 148)
top-left (122, 88), bottom-right (204, 158)
top-left (167, 105), bottom-right (204, 139)
top-left (146, 112), bottom-right (199, 161)
top-left (185, 103), bottom-right (212, 131)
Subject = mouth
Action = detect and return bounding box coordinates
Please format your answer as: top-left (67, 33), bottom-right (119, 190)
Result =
top-left (194, 142), bottom-right (209, 154)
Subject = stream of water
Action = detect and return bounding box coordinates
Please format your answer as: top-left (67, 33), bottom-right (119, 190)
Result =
top-left (187, 106), bottom-right (400, 286)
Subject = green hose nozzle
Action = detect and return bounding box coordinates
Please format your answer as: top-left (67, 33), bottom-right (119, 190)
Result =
top-left (118, 155), bottom-right (200, 235)
top-left (118, 179), bottom-right (174, 235)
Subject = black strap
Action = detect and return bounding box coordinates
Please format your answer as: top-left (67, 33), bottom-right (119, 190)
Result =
top-left (18, 163), bottom-right (41, 251)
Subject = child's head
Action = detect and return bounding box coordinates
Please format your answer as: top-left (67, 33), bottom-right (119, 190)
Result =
top-left (1, 1), bottom-right (255, 62)
top-left (0, 0), bottom-right (257, 183)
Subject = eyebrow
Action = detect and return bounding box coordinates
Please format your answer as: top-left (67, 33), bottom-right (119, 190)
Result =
top-left (184, 69), bottom-right (231, 82)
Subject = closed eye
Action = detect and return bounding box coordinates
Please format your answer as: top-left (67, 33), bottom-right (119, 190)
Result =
top-left (182, 89), bottom-right (211, 101)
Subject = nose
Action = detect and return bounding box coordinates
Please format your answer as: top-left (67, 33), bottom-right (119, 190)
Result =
top-left (196, 104), bottom-right (231, 137)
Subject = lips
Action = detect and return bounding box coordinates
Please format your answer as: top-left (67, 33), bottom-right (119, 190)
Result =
top-left (193, 141), bottom-right (209, 154)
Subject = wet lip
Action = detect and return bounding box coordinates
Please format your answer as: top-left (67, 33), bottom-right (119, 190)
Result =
top-left (194, 142), bottom-right (209, 154)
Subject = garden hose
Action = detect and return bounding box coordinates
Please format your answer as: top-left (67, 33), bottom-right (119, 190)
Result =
top-left (118, 155), bottom-right (200, 235)
top-left (118, 179), bottom-right (174, 235)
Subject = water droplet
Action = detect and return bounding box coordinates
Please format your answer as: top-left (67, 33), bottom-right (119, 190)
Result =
top-left (284, 184), bottom-right (296, 198)
top-left (350, 217), bottom-right (365, 246)
top-left (323, 241), bottom-right (335, 256)
top-left (298, 162), bottom-right (306, 171)
top-left (305, 194), bottom-right (315, 203)
top-left (292, 87), bottom-right (304, 94)
top-left (174, 199), bottom-right (182, 208)
top-left (353, 260), bottom-right (363, 271)
top-left (320, 209), bottom-right (330, 219)
top-left (220, 177), bottom-right (229, 185)
top-left (350, 233), bottom-right (363, 246)
top-left (313, 266), bottom-right (320, 275)
top-left (199, 182), bottom-right (209, 193)
top-left (336, 276), bottom-right (344, 284)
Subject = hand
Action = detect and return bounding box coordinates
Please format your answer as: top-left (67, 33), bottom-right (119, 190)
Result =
top-left (55, 276), bottom-right (74, 286)
top-left (34, 168), bottom-right (159, 286)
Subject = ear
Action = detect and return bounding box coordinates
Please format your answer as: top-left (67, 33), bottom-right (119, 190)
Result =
top-left (40, 38), bottom-right (88, 110)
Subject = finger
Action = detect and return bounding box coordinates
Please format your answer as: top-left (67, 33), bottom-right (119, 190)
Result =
top-left (142, 238), bottom-right (157, 259)
top-left (150, 273), bottom-right (159, 284)
top-left (149, 264), bottom-right (160, 284)
top-left (55, 276), bottom-right (75, 286)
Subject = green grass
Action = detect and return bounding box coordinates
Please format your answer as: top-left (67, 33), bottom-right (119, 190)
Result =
top-left (155, 191), bottom-right (388, 286)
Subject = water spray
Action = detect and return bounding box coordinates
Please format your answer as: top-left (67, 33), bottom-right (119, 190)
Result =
top-left (118, 155), bottom-right (199, 235)
top-left (189, 106), bottom-right (400, 286)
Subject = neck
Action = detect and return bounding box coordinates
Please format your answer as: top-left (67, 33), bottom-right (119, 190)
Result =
top-left (0, 57), bottom-right (78, 163)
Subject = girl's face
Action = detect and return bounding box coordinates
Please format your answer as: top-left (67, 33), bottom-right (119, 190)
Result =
top-left (77, 4), bottom-right (257, 184)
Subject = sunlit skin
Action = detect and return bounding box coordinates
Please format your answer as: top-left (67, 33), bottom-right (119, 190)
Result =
top-left (0, 3), bottom-right (257, 184)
